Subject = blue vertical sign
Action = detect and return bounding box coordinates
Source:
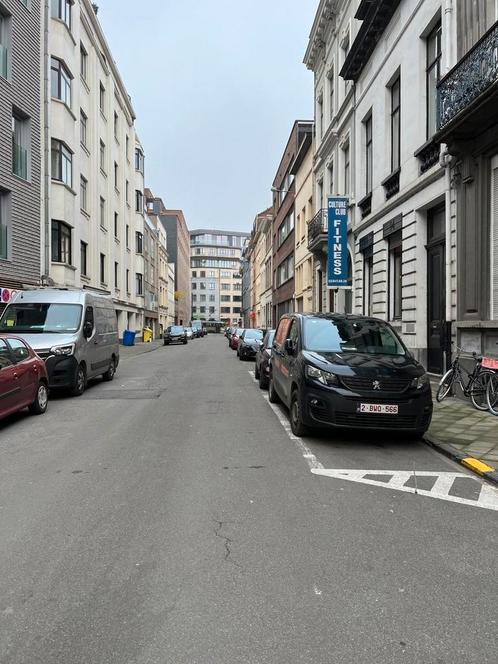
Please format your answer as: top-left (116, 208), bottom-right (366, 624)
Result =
top-left (327, 196), bottom-right (349, 287)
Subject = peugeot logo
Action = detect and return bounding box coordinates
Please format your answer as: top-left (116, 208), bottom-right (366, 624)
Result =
top-left (372, 380), bottom-right (381, 390)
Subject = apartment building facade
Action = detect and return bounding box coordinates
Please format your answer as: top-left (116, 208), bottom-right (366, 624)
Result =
top-left (245, 208), bottom-right (273, 328)
top-left (292, 131), bottom-right (314, 313)
top-left (304, 0), bottom-right (357, 316)
top-left (436, 0), bottom-right (498, 361)
top-left (272, 120), bottom-right (313, 323)
top-left (190, 230), bottom-right (249, 325)
top-left (45, 0), bottom-right (146, 337)
top-left (0, 0), bottom-right (42, 309)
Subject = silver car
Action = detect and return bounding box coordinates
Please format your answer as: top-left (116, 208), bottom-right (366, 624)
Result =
top-left (0, 289), bottom-right (120, 396)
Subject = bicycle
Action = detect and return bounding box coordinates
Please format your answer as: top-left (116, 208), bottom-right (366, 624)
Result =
top-left (485, 355), bottom-right (498, 416)
top-left (436, 347), bottom-right (496, 411)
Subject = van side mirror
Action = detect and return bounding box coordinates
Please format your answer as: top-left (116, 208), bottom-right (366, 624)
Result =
top-left (285, 338), bottom-right (295, 355)
top-left (83, 321), bottom-right (93, 338)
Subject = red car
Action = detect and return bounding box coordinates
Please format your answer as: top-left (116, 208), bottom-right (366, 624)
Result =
top-left (0, 335), bottom-right (49, 420)
top-left (229, 328), bottom-right (245, 350)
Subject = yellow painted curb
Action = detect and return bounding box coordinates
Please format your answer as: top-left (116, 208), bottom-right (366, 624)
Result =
top-left (462, 457), bottom-right (496, 475)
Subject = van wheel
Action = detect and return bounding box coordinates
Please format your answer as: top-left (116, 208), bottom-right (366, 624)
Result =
top-left (254, 364), bottom-right (260, 380)
top-left (29, 381), bottom-right (49, 414)
top-left (259, 371), bottom-right (269, 390)
top-left (268, 376), bottom-right (280, 404)
top-left (103, 358), bottom-right (116, 382)
top-left (183, 339), bottom-right (188, 345)
top-left (290, 389), bottom-right (309, 437)
top-left (71, 364), bottom-right (86, 397)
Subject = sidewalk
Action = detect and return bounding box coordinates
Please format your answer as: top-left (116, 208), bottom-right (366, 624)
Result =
top-left (424, 383), bottom-right (498, 485)
top-left (119, 339), bottom-right (163, 358)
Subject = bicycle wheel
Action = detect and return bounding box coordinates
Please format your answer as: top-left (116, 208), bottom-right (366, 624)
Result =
top-left (470, 370), bottom-right (494, 411)
top-left (436, 368), bottom-right (455, 402)
top-left (486, 372), bottom-right (498, 416)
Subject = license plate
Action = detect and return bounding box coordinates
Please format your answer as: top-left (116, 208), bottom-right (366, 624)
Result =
top-left (359, 403), bottom-right (398, 414)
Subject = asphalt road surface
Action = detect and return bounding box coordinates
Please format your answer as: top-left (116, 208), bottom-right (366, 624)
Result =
top-left (0, 334), bottom-right (496, 664)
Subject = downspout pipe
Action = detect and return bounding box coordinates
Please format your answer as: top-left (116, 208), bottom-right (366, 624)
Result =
top-left (43, 0), bottom-right (50, 279)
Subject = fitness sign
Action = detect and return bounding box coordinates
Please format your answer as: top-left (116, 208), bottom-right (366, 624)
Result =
top-left (327, 196), bottom-right (349, 288)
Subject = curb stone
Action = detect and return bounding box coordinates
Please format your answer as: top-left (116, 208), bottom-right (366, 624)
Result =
top-left (423, 433), bottom-right (498, 487)
top-left (120, 343), bottom-right (163, 360)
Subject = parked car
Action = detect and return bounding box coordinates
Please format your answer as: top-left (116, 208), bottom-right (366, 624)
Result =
top-left (269, 313), bottom-right (433, 437)
top-left (225, 326), bottom-right (235, 339)
top-left (255, 329), bottom-right (275, 389)
top-left (0, 335), bottom-right (49, 420)
top-left (229, 328), bottom-right (244, 350)
top-left (191, 321), bottom-right (204, 338)
top-left (0, 289), bottom-right (119, 397)
top-left (237, 329), bottom-right (264, 360)
top-left (163, 325), bottom-right (188, 345)
top-left (185, 327), bottom-right (194, 340)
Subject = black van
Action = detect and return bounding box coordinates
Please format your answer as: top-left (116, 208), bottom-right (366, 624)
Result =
top-left (269, 313), bottom-right (433, 437)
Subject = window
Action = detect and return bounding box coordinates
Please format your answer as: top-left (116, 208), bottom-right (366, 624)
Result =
top-left (342, 33), bottom-right (351, 95)
top-left (192, 282), bottom-right (197, 290)
top-left (12, 112), bottom-right (30, 181)
top-left (317, 97), bottom-right (323, 139)
top-left (125, 224), bottom-right (129, 248)
top-left (318, 180), bottom-right (323, 209)
top-left (114, 262), bottom-right (119, 288)
top-left (200, 294), bottom-right (206, 303)
top-left (209, 295), bottom-right (215, 302)
top-left (80, 175), bottom-right (87, 211)
top-left (277, 255), bottom-right (294, 286)
top-left (389, 231), bottom-right (402, 320)
top-left (125, 135), bottom-right (129, 159)
top-left (99, 196), bottom-right (105, 228)
top-left (51, 57), bottom-right (72, 107)
top-left (200, 306), bottom-right (206, 314)
top-left (135, 189), bottom-right (143, 212)
top-left (221, 307), bottom-right (230, 314)
top-left (114, 111), bottom-right (118, 139)
top-left (136, 272), bottom-right (143, 295)
top-left (99, 139), bottom-right (106, 172)
top-left (114, 161), bottom-right (118, 188)
top-left (80, 241), bottom-right (87, 276)
top-left (208, 282), bottom-right (216, 290)
top-left (135, 148), bottom-right (144, 173)
top-left (278, 210), bottom-right (294, 246)
top-left (80, 42), bottom-right (87, 81)
top-left (114, 212), bottom-right (118, 237)
top-left (51, 0), bottom-right (72, 30)
top-left (99, 82), bottom-right (105, 114)
top-left (200, 282), bottom-right (206, 290)
top-left (136, 231), bottom-right (143, 254)
top-left (390, 76), bottom-right (401, 171)
top-left (51, 220), bottom-right (71, 264)
top-left (221, 283), bottom-right (230, 291)
top-left (126, 269), bottom-right (129, 292)
top-left (365, 115), bottom-right (373, 193)
top-left (363, 250), bottom-right (374, 316)
top-left (192, 271), bottom-right (197, 278)
top-left (0, 10), bottom-right (11, 80)
top-left (125, 180), bottom-right (129, 204)
top-left (0, 190), bottom-right (10, 260)
top-left (328, 162), bottom-right (334, 195)
top-left (328, 68), bottom-right (334, 120)
top-left (8, 338), bottom-right (30, 362)
top-left (100, 253), bottom-right (106, 284)
top-left (51, 138), bottom-right (71, 186)
top-left (221, 295), bottom-right (230, 302)
top-left (343, 142), bottom-right (350, 196)
top-left (80, 110), bottom-right (87, 147)
top-left (426, 22), bottom-right (442, 138)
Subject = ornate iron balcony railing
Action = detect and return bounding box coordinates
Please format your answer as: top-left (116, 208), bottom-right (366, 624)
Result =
top-left (307, 208), bottom-right (327, 248)
top-left (438, 22), bottom-right (498, 131)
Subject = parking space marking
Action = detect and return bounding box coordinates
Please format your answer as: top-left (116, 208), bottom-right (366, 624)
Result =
top-left (311, 469), bottom-right (498, 511)
top-left (247, 370), bottom-right (498, 511)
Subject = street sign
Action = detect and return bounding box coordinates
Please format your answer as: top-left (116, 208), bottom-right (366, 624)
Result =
top-left (327, 196), bottom-right (348, 287)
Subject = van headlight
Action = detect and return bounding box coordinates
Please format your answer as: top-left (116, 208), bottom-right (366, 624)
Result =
top-left (411, 373), bottom-right (430, 390)
top-left (50, 344), bottom-right (75, 356)
top-left (305, 364), bottom-right (339, 386)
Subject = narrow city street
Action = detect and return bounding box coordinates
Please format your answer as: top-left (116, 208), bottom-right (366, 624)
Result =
top-left (0, 335), bottom-right (496, 664)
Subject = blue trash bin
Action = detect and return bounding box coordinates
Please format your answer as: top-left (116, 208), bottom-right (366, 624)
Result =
top-left (122, 329), bottom-right (136, 346)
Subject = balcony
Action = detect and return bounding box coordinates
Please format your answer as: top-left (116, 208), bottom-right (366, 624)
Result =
top-left (437, 22), bottom-right (498, 143)
top-left (307, 208), bottom-right (328, 254)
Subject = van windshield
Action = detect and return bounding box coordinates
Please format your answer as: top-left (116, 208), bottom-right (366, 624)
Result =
top-left (304, 317), bottom-right (405, 356)
top-left (0, 303), bottom-right (83, 334)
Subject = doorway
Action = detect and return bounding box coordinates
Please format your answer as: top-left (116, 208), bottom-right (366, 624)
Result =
top-left (427, 204), bottom-right (446, 373)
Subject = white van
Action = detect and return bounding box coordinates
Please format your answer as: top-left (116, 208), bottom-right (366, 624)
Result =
top-left (0, 289), bottom-right (119, 396)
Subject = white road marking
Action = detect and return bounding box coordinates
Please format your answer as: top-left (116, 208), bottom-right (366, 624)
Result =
top-left (311, 469), bottom-right (498, 511)
top-left (313, 586), bottom-right (322, 596)
top-left (247, 370), bottom-right (498, 511)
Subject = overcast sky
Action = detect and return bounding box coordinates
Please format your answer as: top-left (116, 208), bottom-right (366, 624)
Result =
top-left (98, 0), bottom-right (317, 233)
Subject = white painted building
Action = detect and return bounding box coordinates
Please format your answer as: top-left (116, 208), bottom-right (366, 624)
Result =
top-left (45, 0), bottom-right (146, 338)
top-left (305, 0), bottom-right (459, 373)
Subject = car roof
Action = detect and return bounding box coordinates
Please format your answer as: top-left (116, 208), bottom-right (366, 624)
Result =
top-left (0, 334), bottom-right (33, 347)
top-left (280, 312), bottom-right (389, 324)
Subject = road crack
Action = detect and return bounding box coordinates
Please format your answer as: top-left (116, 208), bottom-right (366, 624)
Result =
top-left (213, 519), bottom-right (242, 569)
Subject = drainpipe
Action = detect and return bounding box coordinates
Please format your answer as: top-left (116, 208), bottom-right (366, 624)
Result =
top-left (43, 0), bottom-right (50, 280)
